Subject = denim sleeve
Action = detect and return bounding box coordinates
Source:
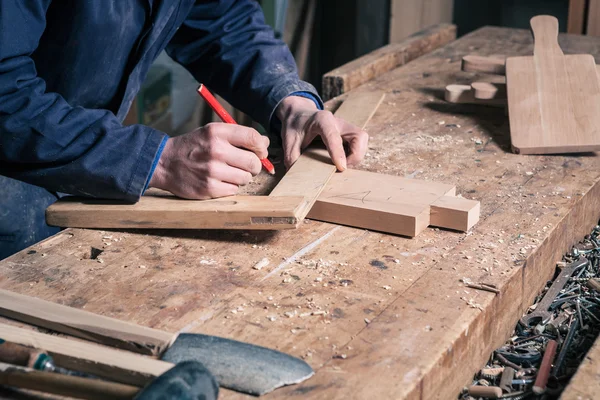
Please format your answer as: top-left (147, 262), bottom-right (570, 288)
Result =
top-left (166, 0), bottom-right (322, 131)
top-left (0, 0), bottom-right (166, 202)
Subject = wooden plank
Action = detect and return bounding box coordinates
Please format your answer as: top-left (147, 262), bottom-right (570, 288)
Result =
top-left (0, 289), bottom-right (173, 356)
top-left (308, 168), bottom-right (454, 236)
top-left (430, 195), bottom-right (480, 231)
top-left (0, 323), bottom-right (171, 387)
top-left (308, 169), bottom-right (478, 236)
top-left (46, 195), bottom-right (304, 230)
top-left (322, 23), bottom-right (456, 100)
top-left (588, 0), bottom-right (600, 36)
top-left (506, 16), bottom-right (600, 154)
top-left (567, 0), bottom-right (586, 34)
top-left (269, 91), bottom-right (385, 220)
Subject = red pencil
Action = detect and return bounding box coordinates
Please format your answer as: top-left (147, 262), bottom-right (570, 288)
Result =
top-left (197, 84), bottom-right (275, 175)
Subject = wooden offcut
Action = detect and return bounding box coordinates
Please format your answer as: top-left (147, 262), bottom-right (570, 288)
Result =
top-left (308, 169), bottom-right (479, 236)
top-left (506, 15), bottom-right (600, 154)
top-left (46, 195), bottom-right (304, 230)
top-left (322, 23), bottom-right (456, 100)
top-left (0, 323), bottom-right (171, 387)
top-left (0, 289), bottom-right (172, 356)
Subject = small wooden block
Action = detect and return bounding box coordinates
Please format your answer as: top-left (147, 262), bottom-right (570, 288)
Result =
top-left (471, 81), bottom-right (507, 100)
top-left (46, 195), bottom-right (304, 230)
top-left (445, 84), bottom-right (506, 107)
top-left (461, 55), bottom-right (506, 75)
top-left (430, 196), bottom-right (480, 232)
top-left (309, 196), bottom-right (431, 237)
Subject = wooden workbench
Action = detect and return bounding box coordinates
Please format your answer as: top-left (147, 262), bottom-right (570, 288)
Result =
top-left (2, 26), bottom-right (600, 399)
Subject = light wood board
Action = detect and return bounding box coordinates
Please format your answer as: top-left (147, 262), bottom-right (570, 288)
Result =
top-left (269, 91), bottom-right (386, 220)
top-left (0, 323), bottom-right (171, 387)
top-left (0, 289), bottom-right (173, 356)
top-left (506, 15), bottom-right (600, 154)
top-left (308, 169), bottom-right (479, 236)
top-left (46, 195), bottom-right (304, 230)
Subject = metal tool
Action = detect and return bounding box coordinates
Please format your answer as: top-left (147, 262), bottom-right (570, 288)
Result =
top-left (161, 333), bottom-right (314, 396)
top-left (0, 361), bottom-right (138, 400)
top-left (0, 289), bottom-right (314, 396)
top-left (520, 258), bottom-right (589, 327)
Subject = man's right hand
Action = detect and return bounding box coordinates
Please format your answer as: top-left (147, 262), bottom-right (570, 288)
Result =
top-left (149, 123), bottom-right (269, 199)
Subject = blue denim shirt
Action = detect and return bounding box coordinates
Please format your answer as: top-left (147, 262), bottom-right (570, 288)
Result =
top-left (0, 0), bottom-right (322, 202)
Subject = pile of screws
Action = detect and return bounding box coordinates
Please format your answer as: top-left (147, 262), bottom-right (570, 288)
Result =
top-left (461, 225), bottom-right (600, 399)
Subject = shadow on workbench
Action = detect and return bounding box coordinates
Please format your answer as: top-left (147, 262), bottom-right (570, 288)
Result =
top-left (100, 228), bottom-right (279, 244)
top-left (419, 87), bottom-right (599, 159)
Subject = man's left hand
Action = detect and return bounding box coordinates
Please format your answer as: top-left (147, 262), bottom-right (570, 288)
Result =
top-left (275, 96), bottom-right (369, 171)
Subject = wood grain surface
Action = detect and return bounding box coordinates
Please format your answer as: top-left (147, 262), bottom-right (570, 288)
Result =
top-left (46, 195), bottom-right (304, 230)
top-left (2, 27), bottom-right (600, 399)
top-left (506, 16), bottom-right (600, 154)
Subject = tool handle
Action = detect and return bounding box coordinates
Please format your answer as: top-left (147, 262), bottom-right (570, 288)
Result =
top-left (531, 15), bottom-right (563, 58)
top-left (0, 340), bottom-right (42, 368)
top-left (0, 362), bottom-right (139, 400)
top-left (533, 339), bottom-right (558, 394)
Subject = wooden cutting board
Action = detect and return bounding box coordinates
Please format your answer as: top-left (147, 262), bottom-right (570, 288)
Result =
top-left (506, 15), bottom-right (600, 154)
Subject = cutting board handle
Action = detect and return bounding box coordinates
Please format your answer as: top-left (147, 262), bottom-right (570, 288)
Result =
top-left (531, 15), bottom-right (563, 57)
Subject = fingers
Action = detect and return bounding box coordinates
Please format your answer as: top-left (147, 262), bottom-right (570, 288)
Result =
top-left (337, 120), bottom-right (369, 167)
top-left (201, 179), bottom-right (240, 199)
top-left (305, 111), bottom-right (346, 171)
top-left (282, 131), bottom-right (302, 170)
top-left (215, 124), bottom-right (270, 159)
top-left (209, 162), bottom-right (253, 186)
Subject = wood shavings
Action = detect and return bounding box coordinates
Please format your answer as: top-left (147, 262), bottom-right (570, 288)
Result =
top-left (253, 257), bottom-right (269, 270)
top-left (461, 297), bottom-right (484, 311)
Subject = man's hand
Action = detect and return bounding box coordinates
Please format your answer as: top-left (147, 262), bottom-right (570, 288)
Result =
top-left (276, 96), bottom-right (369, 171)
top-left (149, 123), bottom-right (269, 199)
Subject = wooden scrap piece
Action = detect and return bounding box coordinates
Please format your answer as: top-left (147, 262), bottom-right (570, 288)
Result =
top-left (430, 196), bottom-right (480, 232)
top-left (46, 195), bottom-right (304, 230)
top-left (307, 169), bottom-right (479, 237)
top-left (0, 289), bottom-right (173, 356)
top-left (0, 323), bottom-right (171, 387)
top-left (322, 23), bottom-right (456, 100)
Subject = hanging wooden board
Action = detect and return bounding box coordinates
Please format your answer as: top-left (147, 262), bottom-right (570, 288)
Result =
top-left (506, 15), bottom-right (600, 154)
